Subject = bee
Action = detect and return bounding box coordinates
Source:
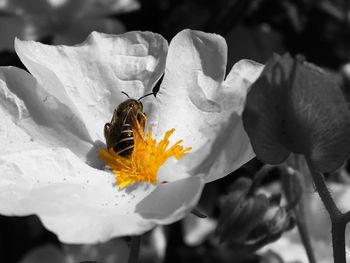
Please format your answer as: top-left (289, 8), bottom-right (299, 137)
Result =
top-left (104, 91), bottom-right (155, 157)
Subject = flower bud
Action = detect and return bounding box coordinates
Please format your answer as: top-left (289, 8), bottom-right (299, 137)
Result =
top-left (216, 177), bottom-right (295, 249)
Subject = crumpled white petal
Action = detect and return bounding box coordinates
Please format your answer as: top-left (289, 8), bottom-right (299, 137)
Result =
top-left (0, 146), bottom-right (204, 243)
top-left (15, 31), bottom-right (168, 143)
top-left (0, 147), bottom-right (153, 243)
top-left (155, 29), bottom-right (264, 182)
top-left (0, 66), bottom-right (92, 160)
top-left (135, 175), bottom-right (205, 224)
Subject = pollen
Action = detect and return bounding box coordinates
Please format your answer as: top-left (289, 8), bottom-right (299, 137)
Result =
top-left (99, 126), bottom-right (192, 189)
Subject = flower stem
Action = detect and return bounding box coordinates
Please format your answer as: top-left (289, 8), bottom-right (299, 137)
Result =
top-left (332, 219), bottom-right (346, 263)
top-left (307, 160), bottom-right (346, 263)
top-left (309, 170), bottom-right (341, 217)
top-left (128, 236), bottom-right (142, 263)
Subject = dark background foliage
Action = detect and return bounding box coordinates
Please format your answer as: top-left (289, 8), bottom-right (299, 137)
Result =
top-left (1, 0), bottom-right (350, 262)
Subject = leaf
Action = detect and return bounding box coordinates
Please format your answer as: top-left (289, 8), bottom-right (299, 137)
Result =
top-left (243, 53), bottom-right (350, 172)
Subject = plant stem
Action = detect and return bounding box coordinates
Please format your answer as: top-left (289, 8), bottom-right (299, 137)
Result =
top-left (308, 168), bottom-right (340, 217)
top-left (332, 219), bottom-right (347, 263)
top-left (307, 160), bottom-right (346, 263)
top-left (128, 236), bottom-right (142, 263)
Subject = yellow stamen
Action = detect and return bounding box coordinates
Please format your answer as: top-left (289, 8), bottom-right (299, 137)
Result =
top-left (99, 126), bottom-right (191, 189)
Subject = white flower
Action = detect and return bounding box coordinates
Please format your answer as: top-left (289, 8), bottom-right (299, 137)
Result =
top-left (0, 29), bottom-right (263, 243)
top-left (0, 0), bottom-right (139, 50)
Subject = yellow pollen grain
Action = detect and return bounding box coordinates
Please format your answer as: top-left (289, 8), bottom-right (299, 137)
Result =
top-left (99, 126), bottom-right (191, 189)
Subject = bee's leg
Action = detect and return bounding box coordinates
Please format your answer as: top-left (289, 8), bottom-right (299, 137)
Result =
top-left (131, 114), bottom-right (146, 139)
top-left (138, 111), bottom-right (147, 129)
top-left (104, 123), bottom-right (111, 139)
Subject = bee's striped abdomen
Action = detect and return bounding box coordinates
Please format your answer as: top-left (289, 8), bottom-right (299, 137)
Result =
top-left (113, 123), bottom-right (134, 157)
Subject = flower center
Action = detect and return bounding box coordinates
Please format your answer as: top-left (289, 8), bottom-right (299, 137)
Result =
top-left (99, 125), bottom-right (191, 189)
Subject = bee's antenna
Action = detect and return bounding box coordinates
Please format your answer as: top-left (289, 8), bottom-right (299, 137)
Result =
top-left (121, 91), bottom-right (130, 98)
top-left (138, 92), bottom-right (156, 101)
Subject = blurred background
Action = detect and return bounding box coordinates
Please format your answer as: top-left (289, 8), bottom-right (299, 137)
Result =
top-left (1, 0), bottom-right (350, 262)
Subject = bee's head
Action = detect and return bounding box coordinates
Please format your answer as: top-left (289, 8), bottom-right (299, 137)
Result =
top-left (115, 99), bottom-right (143, 116)
top-left (114, 91), bottom-right (156, 116)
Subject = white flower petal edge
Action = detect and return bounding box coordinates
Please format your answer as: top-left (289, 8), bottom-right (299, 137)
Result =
top-left (0, 66), bottom-right (92, 159)
top-left (155, 29), bottom-right (264, 182)
top-left (0, 145), bottom-right (204, 243)
top-left (15, 31), bottom-right (168, 143)
top-left (0, 147), bottom-right (151, 243)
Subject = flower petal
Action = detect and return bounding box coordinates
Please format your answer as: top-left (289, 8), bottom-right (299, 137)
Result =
top-left (135, 175), bottom-right (205, 224)
top-left (156, 158), bottom-right (191, 183)
top-left (0, 144), bottom-right (203, 243)
top-left (0, 147), bottom-right (158, 243)
top-left (155, 29), bottom-right (263, 182)
top-left (15, 31), bottom-right (168, 142)
top-left (0, 66), bottom-right (94, 160)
